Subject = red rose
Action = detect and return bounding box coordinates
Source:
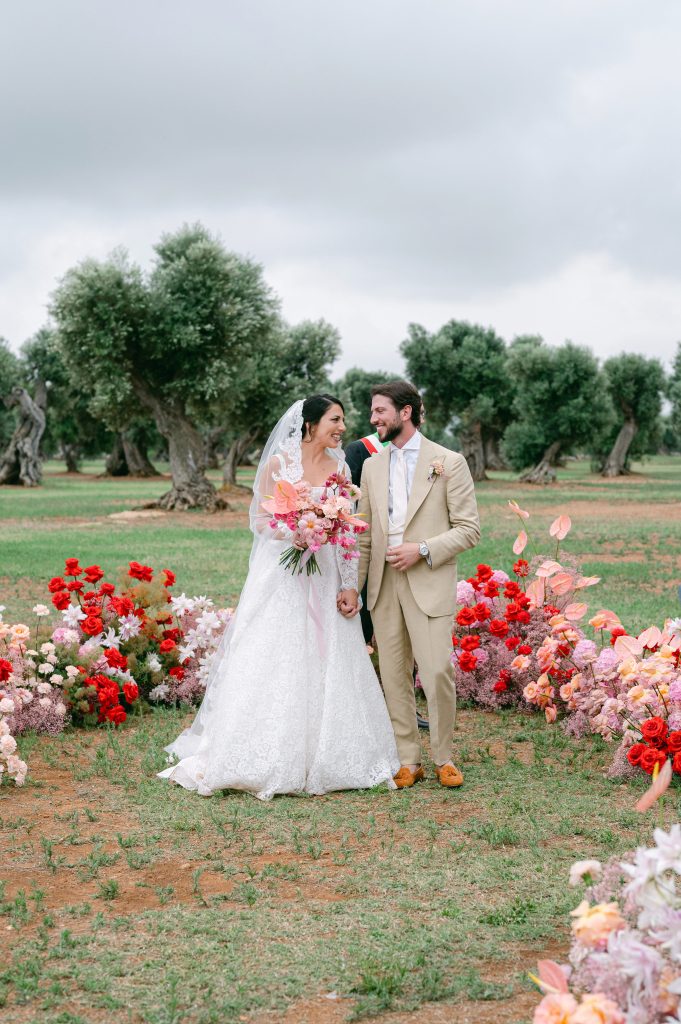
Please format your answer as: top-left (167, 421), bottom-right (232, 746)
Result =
top-left (626, 743), bottom-right (647, 766)
top-left (476, 564), bottom-right (494, 582)
top-left (123, 681), bottom-right (139, 703)
top-left (460, 635), bottom-right (481, 652)
top-left (81, 615), bottom-right (103, 637)
top-left (505, 635), bottom-right (521, 651)
top-left (64, 558), bottom-right (82, 577)
top-left (473, 602), bottom-right (491, 621)
top-left (48, 576), bottom-right (66, 593)
top-left (458, 651), bottom-right (478, 672)
top-left (640, 717), bottom-right (669, 747)
top-left (451, 635), bottom-right (459, 647)
top-left (106, 705), bottom-right (127, 725)
top-left (159, 639), bottom-right (176, 653)
top-left (640, 747), bottom-right (667, 776)
top-left (517, 610), bottom-right (530, 625)
top-left (667, 731), bottom-right (681, 754)
top-left (169, 666), bottom-right (185, 680)
top-left (162, 569), bottom-right (176, 587)
top-left (518, 644), bottom-right (532, 656)
top-left (610, 626), bottom-right (628, 646)
top-left (67, 580), bottom-right (84, 592)
top-left (493, 679), bottom-right (508, 692)
top-left (673, 751), bottom-right (681, 775)
top-left (128, 561), bottom-right (153, 582)
top-left (52, 591), bottom-right (71, 611)
top-left (99, 583), bottom-right (116, 596)
top-left (489, 619), bottom-right (509, 639)
top-left (0, 658), bottom-right (12, 682)
top-left (544, 605), bottom-right (560, 617)
top-left (104, 648), bottom-right (128, 671)
top-left (513, 559), bottom-right (530, 577)
top-left (504, 581), bottom-right (522, 599)
top-left (456, 607), bottom-right (477, 627)
top-left (109, 596), bottom-right (134, 617)
top-left (480, 582), bottom-right (499, 599)
top-left (162, 628), bottom-right (181, 642)
top-left (83, 565), bottom-right (104, 584)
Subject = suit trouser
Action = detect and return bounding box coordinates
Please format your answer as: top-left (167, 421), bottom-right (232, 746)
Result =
top-left (371, 563), bottom-right (456, 766)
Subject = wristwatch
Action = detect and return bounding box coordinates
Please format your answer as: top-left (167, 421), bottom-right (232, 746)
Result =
top-left (418, 542), bottom-right (432, 567)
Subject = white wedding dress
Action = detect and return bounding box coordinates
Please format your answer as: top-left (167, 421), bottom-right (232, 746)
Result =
top-left (158, 402), bottom-right (399, 800)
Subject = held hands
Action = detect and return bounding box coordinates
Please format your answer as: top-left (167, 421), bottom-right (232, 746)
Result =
top-left (386, 542), bottom-right (421, 572)
top-left (337, 589), bottom-right (360, 618)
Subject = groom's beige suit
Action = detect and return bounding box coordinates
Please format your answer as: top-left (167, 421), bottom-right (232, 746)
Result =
top-left (357, 434), bottom-right (480, 766)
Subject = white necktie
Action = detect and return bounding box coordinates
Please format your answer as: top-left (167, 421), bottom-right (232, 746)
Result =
top-left (388, 448), bottom-right (408, 550)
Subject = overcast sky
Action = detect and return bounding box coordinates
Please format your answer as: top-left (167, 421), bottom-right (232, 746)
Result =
top-left (2, 0), bottom-right (680, 374)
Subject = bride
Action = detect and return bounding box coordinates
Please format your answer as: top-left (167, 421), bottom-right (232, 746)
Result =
top-left (158, 395), bottom-right (399, 799)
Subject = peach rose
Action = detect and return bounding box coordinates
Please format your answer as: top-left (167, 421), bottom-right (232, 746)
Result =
top-left (570, 993), bottom-right (625, 1024)
top-left (9, 623), bottom-right (30, 643)
top-left (570, 901), bottom-right (625, 948)
top-left (545, 705), bottom-right (557, 723)
top-left (533, 993), bottom-right (578, 1024)
top-left (511, 655), bottom-right (531, 671)
top-left (559, 683), bottom-right (574, 701)
top-left (523, 682), bottom-right (538, 701)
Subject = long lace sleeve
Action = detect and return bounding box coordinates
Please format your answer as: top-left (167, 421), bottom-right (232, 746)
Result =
top-left (336, 543), bottom-right (359, 591)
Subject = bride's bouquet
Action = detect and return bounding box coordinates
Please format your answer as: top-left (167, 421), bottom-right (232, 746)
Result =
top-left (262, 472), bottom-right (368, 576)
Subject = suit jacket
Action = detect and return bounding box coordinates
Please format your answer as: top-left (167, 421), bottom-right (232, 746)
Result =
top-left (357, 435), bottom-right (480, 617)
top-left (344, 439), bottom-right (373, 489)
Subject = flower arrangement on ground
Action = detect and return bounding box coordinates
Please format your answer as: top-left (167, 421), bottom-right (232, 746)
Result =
top-left (263, 472), bottom-right (366, 575)
top-left (532, 825), bottom-right (681, 1023)
top-left (0, 643), bottom-right (28, 786)
top-left (452, 503), bottom-right (600, 714)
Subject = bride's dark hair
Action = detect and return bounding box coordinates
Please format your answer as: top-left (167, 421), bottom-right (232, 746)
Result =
top-left (301, 394), bottom-right (344, 438)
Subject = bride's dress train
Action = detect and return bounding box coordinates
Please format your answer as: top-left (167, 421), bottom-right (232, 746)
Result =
top-left (158, 453), bottom-right (399, 800)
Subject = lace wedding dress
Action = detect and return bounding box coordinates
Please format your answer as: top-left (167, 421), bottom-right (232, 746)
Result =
top-left (158, 402), bottom-right (399, 800)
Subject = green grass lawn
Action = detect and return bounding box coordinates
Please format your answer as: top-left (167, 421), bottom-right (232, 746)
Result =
top-left (0, 455), bottom-right (680, 1023)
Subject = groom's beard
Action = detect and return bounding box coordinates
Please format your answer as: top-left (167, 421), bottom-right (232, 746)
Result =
top-left (381, 421), bottom-right (405, 444)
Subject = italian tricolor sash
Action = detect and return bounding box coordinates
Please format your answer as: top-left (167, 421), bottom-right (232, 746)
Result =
top-left (360, 432), bottom-right (387, 455)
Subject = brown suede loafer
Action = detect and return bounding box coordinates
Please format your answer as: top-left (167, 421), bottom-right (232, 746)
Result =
top-left (435, 764), bottom-right (464, 788)
top-left (393, 765), bottom-right (425, 789)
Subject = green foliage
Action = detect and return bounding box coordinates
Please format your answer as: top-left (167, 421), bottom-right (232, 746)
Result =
top-left (401, 319), bottom-right (513, 441)
top-left (593, 353), bottom-right (666, 465)
top-left (334, 366), bottom-right (393, 441)
top-left (668, 341), bottom-right (681, 445)
top-left (502, 338), bottom-right (608, 471)
top-left (0, 337), bottom-right (23, 447)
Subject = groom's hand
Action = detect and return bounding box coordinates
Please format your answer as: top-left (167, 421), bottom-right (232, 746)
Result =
top-left (386, 542), bottom-right (421, 572)
top-left (337, 589), bottom-right (360, 618)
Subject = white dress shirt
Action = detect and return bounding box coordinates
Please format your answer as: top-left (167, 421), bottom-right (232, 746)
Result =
top-left (388, 430), bottom-right (422, 518)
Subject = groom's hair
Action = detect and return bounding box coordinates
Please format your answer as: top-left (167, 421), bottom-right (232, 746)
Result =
top-left (370, 380), bottom-right (422, 428)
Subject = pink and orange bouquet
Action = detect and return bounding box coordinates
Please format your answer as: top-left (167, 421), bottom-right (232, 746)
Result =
top-left (263, 472), bottom-right (367, 576)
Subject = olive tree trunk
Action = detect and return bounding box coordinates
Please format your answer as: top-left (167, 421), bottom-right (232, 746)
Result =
top-left (222, 430), bottom-right (257, 487)
top-left (520, 440), bottom-right (561, 484)
top-left (0, 387), bottom-right (46, 487)
top-left (601, 418), bottom-right (636, 477)
top-left (121, 432), bottom-right (158, 477)
top-left (483, 433), bottom-right (507, 470)
top-left (460, 421), bottom-right (487, 481)
top-left (62, 444), bottom-right (81, 473)
top-left (133, 382), bottom-right (226, 510)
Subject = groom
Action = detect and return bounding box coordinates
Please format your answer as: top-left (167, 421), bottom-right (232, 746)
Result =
top-left (339, 380), bottom-right (480, 789)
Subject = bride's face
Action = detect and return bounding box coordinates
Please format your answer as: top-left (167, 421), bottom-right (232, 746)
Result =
top-left (315, 404), bottom-right (346, 448)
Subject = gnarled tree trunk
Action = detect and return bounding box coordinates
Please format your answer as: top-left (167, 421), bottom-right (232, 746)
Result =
top-left (133, 383), bottom-right (226, 510)
top-left (105, 435), bottom-right (128, 476)
top-left (520, 440), bottom-right (561, 485)
top-left (62, 443), bottom-right (81, 473)
top-left (601, 417), bottom-right (636, 477)
top-left (460, 420), bottom-right (487, 481)
top-left (222, 430), bottom-right (257, 487)
top-left (121, 432), bottom-right (158, 477)
top-left (483, 433), bottom-right (507, 470)
top-left (203, 426), bottom-right (226, 470)
top-left (0, 387), bottom-right (46, 486)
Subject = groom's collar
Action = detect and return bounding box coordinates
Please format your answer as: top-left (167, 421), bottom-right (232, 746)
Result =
top-left (389, 431), bottom-right (422, 454)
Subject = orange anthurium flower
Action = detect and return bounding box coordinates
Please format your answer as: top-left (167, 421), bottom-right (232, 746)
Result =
top-left (564, 602), bottom-right (588, 621)
top-left (589, 609), bottom-right (621, 630)
top-left (261, 479), bottom-right (301, 514)
top-left (526, 578), bottom-right (545, 609)
top-left (638, 626), bottom-right (662, 649)
top-left (548, 572), bottom-right (574, 595)
top-left (508, 499), bottom-right (530, 520)
top-left (575, 575), bottom-right (601, 589)
top-left (513, 530), bottom-right (528, 555)
top-left (536, 560), bottom-right (563, 578)
top-left (549, 514), bottom-right (572, 540)
top-left (614, 634), bottom-right (643, 660)
top-left (635, 758), bottom-right (672, 814)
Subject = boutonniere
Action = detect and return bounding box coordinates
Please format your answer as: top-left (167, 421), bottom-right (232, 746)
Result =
top-left (427, 460), bottom-right (445, 482)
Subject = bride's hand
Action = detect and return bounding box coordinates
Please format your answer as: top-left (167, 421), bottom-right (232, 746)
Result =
top-left (337, 589), bottom-right (360, 618)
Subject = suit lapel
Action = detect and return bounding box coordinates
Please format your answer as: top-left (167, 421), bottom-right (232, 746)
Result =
top-left (405, 437), bottom-right (435, 528)
top-left (372, 446), bottom-right (391, 536)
